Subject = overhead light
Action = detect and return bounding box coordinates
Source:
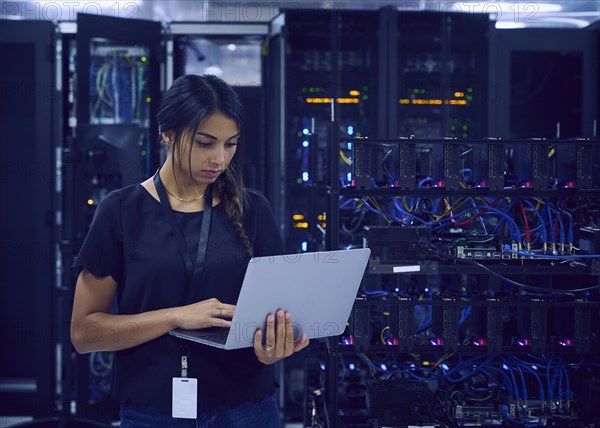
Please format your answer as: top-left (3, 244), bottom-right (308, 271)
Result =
top-left (227, 44), bottom-right (237, 52)
top-left (35, 0), bottom-right (142, 4)
top-left (495, 21), bottom-right (526, 29)
top-left (539, 17), bottom-right (590, 28)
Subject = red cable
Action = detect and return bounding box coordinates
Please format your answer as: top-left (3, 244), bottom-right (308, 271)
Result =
top-left (452, 210), bottom-right (484, 227)
top-left (519, 199), bottom-right (530, 244)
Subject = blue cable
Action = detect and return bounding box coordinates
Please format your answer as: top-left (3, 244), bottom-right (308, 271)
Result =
top-left (339, 198), bottom-right (357, 209)
top-left (503, 246), bottom-right (600, 259)
top-left (432, 197), bottom-right (442, 217)
top-left (511, 357), bottom-right (545, 401)
top-left (482, 366), bottom-right (513, 396)
top-left (561, 210), bottom-right (574, 244)
top-left (469, 197), bottom-right (489, 235)
top-left (459, 306), bottom-right (472, 326)
top-left (562, 363), bottom-right (571, 402)
top-left (493, 200), bottom-right (517, 236)
top-left (545, 202), bottom-right (556, 244)
top-left (523, 364), bottom-right (545, 402)
top-left (418, 177), bottom-right (432, 188)
top-left (362, 198), bottom-right (409, 225)
top-left (558, 366), bottom-right (563, 402)
top-left (546, 356), bottom-right (560, 401)
top-left (522, 224), bottom-right (544, 245)
top-left (390, 198), bottom-right (430, 226)
top-left (505, 363), bottom-right (521, 401)
top-left (435, 206), bottom-right (521, 242)
top-left (502, 408), bottom-right (540, 427)
top-left (511, 358), bottom-right (528, 402)
top-left (548, 202), bottom-right (565, 244)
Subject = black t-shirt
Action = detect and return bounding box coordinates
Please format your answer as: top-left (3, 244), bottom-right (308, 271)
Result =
top-left (73, 183), bottom-right (285, 408)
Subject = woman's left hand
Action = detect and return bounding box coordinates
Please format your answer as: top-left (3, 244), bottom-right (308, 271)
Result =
top-left (254, 310), bottom-right (310, 365)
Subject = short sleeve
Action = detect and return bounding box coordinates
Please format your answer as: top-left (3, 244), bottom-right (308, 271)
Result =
top-left (73, 191), bottom-right (124, 283)
top-left (249, 191), bottom-right (285, 258)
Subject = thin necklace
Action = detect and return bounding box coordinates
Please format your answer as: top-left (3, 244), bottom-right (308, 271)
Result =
top-left (164, 185), bottom-right (204, 203)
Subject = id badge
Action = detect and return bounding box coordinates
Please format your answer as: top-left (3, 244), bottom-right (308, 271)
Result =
top-left (172, 377), bottom-right (197, 419)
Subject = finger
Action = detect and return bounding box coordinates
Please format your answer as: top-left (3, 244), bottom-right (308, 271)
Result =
top-left (275, 310), bottom-right (286, 354)
top-left (284, 312), bottom-right (295, 353)
top-left (294, 333), bottom-right (310, 352)
top-left (253, 329), bottom-right (263, 354)
top-left (265, 313), bottom-right (275, 349)
top-left (217, 319), bottom-right (232, 329)
top-left (217, 304), bottom-right (236, 319)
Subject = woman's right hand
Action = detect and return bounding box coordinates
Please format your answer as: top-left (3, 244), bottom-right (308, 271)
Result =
top-left (172, 298), bottom-right (236, 330)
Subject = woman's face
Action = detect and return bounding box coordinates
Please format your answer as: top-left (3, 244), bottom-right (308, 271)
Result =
top-left (173, 111), bottom-right (240, 186)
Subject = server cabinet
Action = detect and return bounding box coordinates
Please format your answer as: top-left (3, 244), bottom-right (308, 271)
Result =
top-left (0, 20), bottom-right (58, 418)
top-left (59, 13), bottom-right (163, 423)
top-left (491, 28), bottom-right (597, 139)
top-left (265, 9), bottom-right (382, 253)
top-left (266, 9), bottom-right (490, 253)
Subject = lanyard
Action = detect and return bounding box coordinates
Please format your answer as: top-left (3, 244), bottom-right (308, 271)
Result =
top-left (153, 169), bottom-right (213, 303)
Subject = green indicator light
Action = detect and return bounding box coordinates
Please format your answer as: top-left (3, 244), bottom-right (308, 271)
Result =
top-left (356, 132), bottom-right (362, 137)
top-left (450, 126), bottom-right (456, 131)
top-left (463, 133), bottom-right (468, 138)
top-left (362, 86), bottom-right (368, 91)
top-left (413, 89), bottom-right (419, 94)
top-left (362, 95), bottom-right (368, 100)
top-left (141, 56), bottom-right (147, 63)
top-left (462, 125), bottom-right (468, 131)
top-left (296, 178), bottom-right (302, 184)
top-left (145, 97), bottom-right (151, 103)
top-left (467, 87), bottom-right (473, 93)
top-left (297, 132), bottom-right (303, 137)
top-left (420, 88), bottom-right (425, 94)
top-left (467, 96), bottom-right (473, 102)
top-left (309, 87), bottom-right (314, 93)
top-left (141, 150), bottom-right (147, 156)
top-left (315, 87), bottom-right (320, 93)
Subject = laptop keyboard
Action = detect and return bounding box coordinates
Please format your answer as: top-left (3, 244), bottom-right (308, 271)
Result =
top-left (194, 327), bottom-right (229, 344)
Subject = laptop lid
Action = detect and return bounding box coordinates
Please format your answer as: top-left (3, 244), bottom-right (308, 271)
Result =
top-left (169, 248), bottom-right (371, 350)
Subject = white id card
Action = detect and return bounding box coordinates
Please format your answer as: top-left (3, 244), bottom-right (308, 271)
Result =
top-left (172, 377), bottom-right (198, 419)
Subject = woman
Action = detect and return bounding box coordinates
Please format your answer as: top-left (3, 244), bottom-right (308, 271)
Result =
top-left (71, 74), bottom-right (309, 427)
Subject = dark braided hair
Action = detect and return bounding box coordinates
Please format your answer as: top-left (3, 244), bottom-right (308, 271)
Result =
top-left (156, 74), bottom-right (253, 257)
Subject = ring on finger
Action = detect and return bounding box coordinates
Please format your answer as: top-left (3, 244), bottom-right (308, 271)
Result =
top-left (265, 344), bottom-right (274, 351)
top-left (218, 308), bottom-right (222, 318)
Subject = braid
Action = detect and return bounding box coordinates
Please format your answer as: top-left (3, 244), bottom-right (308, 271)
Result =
top-left (214, 167), bottom-right (253, 258)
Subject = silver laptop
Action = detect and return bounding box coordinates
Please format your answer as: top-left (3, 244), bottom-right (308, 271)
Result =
top-left (169, 248), bottom-right (371, 350)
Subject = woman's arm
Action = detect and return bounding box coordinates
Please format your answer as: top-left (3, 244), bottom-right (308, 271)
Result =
top-left (70, 268), bottom-right (235, 354)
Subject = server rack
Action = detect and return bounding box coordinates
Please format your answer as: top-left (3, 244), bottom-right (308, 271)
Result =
top-left (57, 13), bottom-right (163, 423)
top-left (0, 20), bottom-right (59, 419)
top-left (265, 9), bottom-right (383, 254)
top-left (490, 28), bottom-right (597, 139)
top-left (324, 128), bottom-right (600, 427)
top-left (265, 9), bottom-right (491, 254)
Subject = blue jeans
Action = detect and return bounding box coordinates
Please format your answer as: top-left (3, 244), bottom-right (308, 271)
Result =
top-left (119, 394), bottom-right (280, 428)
